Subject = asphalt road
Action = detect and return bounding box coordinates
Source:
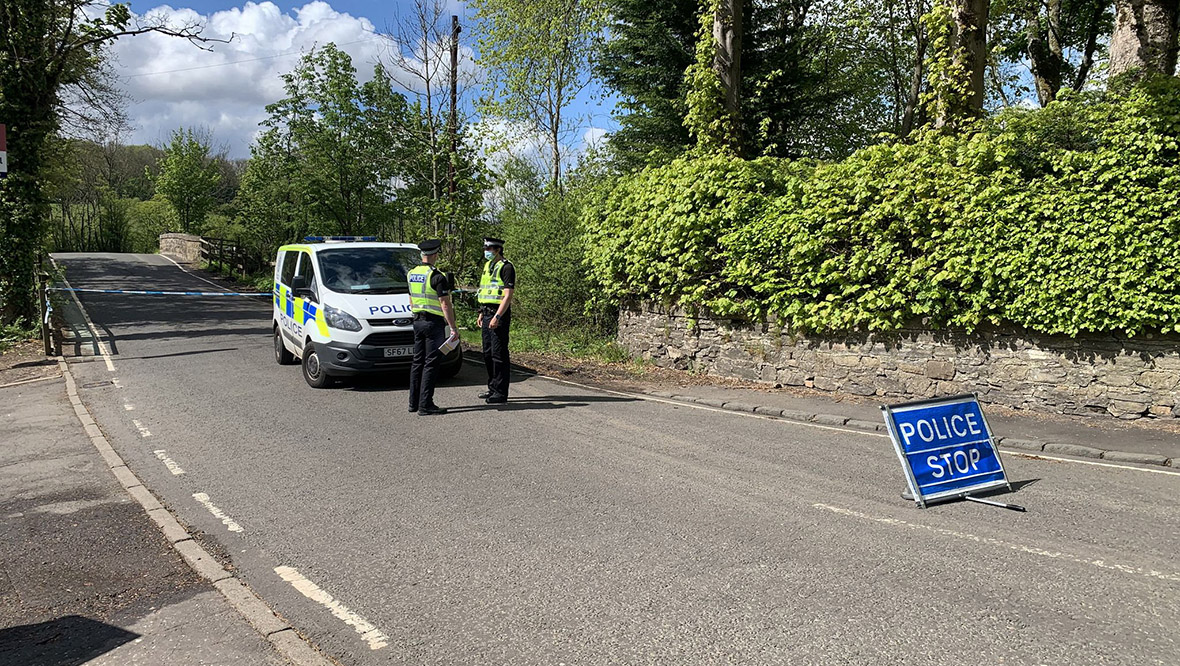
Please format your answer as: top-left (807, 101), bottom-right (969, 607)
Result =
top-left (54, 253), bottom-right (1180, 666)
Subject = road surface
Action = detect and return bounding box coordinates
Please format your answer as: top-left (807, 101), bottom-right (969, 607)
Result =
top-left (54, 253), bottom-right (1179, 665)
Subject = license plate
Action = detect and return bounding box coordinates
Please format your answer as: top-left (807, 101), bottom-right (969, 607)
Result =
top-left (383, 346), bottom-right (413, 358)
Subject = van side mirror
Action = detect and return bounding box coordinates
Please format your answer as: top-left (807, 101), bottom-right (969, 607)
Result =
top-left (291, 275), bottom-right (308, 290)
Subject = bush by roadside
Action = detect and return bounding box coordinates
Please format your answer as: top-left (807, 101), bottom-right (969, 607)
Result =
top-left (585, 78), bottom-right (1180, 338)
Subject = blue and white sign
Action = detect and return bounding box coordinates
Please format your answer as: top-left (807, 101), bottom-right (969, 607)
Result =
top-left (882, 394), bottom-right (1011, 508)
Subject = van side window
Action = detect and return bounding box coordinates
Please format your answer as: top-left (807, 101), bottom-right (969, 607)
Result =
top-left (296, 253), bottom-right (318, 301)
top-left (280, 250), bottom-right (299, 286)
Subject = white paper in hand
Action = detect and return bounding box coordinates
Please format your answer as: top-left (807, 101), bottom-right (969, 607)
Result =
top-left (439, 333), bottom-right (460, 355)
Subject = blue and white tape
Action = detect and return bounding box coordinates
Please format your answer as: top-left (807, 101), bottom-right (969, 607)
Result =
top-left (48, 287), bottom-right (270, 297)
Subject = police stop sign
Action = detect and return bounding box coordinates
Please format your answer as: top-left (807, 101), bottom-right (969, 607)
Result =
top-left (882, 394), bottom-right (1011, 508)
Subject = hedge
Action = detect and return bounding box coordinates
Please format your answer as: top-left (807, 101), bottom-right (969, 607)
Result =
top-left (584, 78), bottom-right (1180, 336)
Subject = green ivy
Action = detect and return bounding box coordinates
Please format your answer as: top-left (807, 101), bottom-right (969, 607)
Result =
top-left (584, 79), bottom-right (1180, 337)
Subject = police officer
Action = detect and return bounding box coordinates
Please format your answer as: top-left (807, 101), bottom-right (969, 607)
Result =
top-left (477, 237), bottom-right (515, 404)
top-left (408, 239), bottom-right (458, 416)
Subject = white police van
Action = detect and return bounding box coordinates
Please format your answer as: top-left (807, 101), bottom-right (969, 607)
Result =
top-left (272, 237), bottom-right (462, 388)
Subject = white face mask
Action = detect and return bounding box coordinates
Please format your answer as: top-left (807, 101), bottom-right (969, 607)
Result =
top-left (484, 250), bottom-right (495, 261)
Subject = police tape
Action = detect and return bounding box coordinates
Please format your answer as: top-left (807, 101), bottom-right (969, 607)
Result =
top-left (48, 287), bottom-right (270, 297)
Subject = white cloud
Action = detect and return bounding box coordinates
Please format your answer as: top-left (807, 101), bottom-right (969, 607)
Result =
top-left (109, 2), bottom-right (387, 157)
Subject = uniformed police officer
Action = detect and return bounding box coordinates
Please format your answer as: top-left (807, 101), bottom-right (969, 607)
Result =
top-left (477, 237), bottom-right (515, 404)
top-left (408, 239), bottom-right (458, 416)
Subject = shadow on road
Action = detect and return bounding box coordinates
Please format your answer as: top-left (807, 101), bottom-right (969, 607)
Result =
top-left (123, 347), bottom-right (240, 361)
top-left (54, 255), bottom-right (272, 359)
top-left (0, 615), bottom-right (138, 666)
top-left (443, 395), bottom-right (638, 414)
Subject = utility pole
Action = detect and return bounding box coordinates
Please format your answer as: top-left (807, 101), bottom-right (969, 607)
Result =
top-left (448, 15), bottom-right (460, 226)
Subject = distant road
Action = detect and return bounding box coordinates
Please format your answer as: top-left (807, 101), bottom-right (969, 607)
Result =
top-left (56, 252), bottom-right (1179, 666)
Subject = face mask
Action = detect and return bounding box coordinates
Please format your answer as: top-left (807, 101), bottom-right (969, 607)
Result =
top-left (484, 250), bottom-right (495, 260)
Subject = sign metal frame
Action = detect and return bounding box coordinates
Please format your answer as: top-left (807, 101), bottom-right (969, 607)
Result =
top-left (881, 393), bottom-right (1013, 509)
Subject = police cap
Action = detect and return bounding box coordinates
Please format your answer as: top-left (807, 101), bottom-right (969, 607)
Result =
top-left (418, 239), bottom-right (442, 255)
top-left (483, 236), bottom-right (505, 248)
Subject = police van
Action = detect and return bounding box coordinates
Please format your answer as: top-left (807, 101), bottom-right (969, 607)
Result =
top-left (272, 237), bottom-right (463, 388)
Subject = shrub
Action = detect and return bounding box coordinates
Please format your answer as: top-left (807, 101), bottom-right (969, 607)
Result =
top-left (585, 79), bottom-right (1180, 336)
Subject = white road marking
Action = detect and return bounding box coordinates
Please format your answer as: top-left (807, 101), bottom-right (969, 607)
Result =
top-left (159, 253), bottom-right (234, 291)
top-left (192, 492), bottom-right (244, 532)
top-left (527, 373), bottom-right (1180, 476)
top-left (1011, 452), bottom-right (1180, 476)
top-left (51, 257), bottom-right (115, 372)
top-left (153, 449), bottom-right (185, 475)
top-left (124, 403), bottom-right (135, 411)
top-left (813, 503), bottom-right (1180, 583)
top-left (131, 419), bottom-right (152, 437)
top-left (274, 566), bottom-right (390, 650)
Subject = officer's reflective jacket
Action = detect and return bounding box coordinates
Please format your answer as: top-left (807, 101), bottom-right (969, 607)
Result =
top-left (478, 260), bottom-right (510, 305)
top-left (408, 265), bottom-right (443, 316)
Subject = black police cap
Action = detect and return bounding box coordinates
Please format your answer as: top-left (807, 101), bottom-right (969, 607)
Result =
top-left (483, 237), bottom-right (505, 248)
top-left (418, 239), bottom-right (442, 254)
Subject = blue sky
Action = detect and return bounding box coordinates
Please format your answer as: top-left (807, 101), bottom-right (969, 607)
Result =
top-left (109, 1), bottom-right (617, 160)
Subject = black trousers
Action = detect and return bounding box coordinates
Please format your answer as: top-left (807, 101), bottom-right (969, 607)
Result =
top-left (409, 315), bottom-right (445, 409)
top-left (481, 308), bottom-right (511, 398)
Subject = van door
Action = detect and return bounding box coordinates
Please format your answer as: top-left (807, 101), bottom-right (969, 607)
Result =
top-left (277, 249), bottom-right (302, 342)
top-left (294, 251), bottom-right (320, 338)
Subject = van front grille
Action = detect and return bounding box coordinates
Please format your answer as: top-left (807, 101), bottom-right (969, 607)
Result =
top-left (362, 331), bottom-right (414, 346)
top-left (368, 318), bottom-right (413, 327)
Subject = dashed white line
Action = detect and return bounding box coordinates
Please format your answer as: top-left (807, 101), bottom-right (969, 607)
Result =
top-left (813, 502), bottom-right (1180, 583)
top-left (192, 492), bottom-right (244, 532)
top-left (274, 566), bottom-right (390, 650)
top-left (153, 449), bottom-right (185, 475)
top-left (131, 419), bottom-right (152, 437)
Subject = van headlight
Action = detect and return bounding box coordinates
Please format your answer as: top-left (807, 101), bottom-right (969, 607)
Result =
top-left (324, 304), bottom-right (362, 332)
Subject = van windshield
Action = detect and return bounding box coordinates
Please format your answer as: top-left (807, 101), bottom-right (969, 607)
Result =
top-left (316, 247), bottom-right (421, 295)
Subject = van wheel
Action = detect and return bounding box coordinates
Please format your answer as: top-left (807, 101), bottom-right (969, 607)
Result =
top-left (274, 326), bottom-right (296, 365)
top-left (440, 356), bottom-right (463, 380)
top-left (302, 342), bottom-right (333, 388)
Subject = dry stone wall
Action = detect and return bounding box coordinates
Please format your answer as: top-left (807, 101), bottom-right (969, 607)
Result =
top-left (158, 233), bottom-right (202, 265)
top-left (618, 305), bottom-right (1180, 420)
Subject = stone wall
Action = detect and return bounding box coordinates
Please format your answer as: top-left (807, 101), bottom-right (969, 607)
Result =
top-left (618, 305), bottom-right (1180, 420)
top-left (158, 233), bottom-right (202, 265)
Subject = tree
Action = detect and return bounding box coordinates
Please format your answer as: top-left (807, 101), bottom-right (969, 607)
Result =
top-left (471, 0), bottom-right (608, 186)
top-left (152, 128), bottom-right (221, 234)
top-left (713, 0), bottom-right (744, 126)
top-left (0, 0), bottom-right (218, 327)
top-left (383, 0), bottom-right (483, 242)
top-left (1109, 0), bottom-right (1180, 82)
top-left (595, 0), bottom-right (699, 168)
top-left (989, 0), bottom-right (1113, 106)
top-left (925, 0), bottom-right (990, 127)
top-left (602, 1), bottom-right (919, 163)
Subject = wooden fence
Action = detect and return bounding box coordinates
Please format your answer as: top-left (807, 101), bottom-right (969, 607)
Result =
top-left (200, 237), bottom-right (262, 278)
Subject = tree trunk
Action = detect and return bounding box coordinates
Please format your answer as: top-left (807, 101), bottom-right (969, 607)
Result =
top-left (1109, 0), bottom-right (1180, 82)
top-left (901, 32), bottom-right (927, 136)
top-left (713, 0), bottom-right (742, 146)
top-left (1027, 0), bottom-right (1065, 105)
top-left (1073, 1), bottom-right (1108, 90)
top-left (954, 0), bottom-right (989, 116)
